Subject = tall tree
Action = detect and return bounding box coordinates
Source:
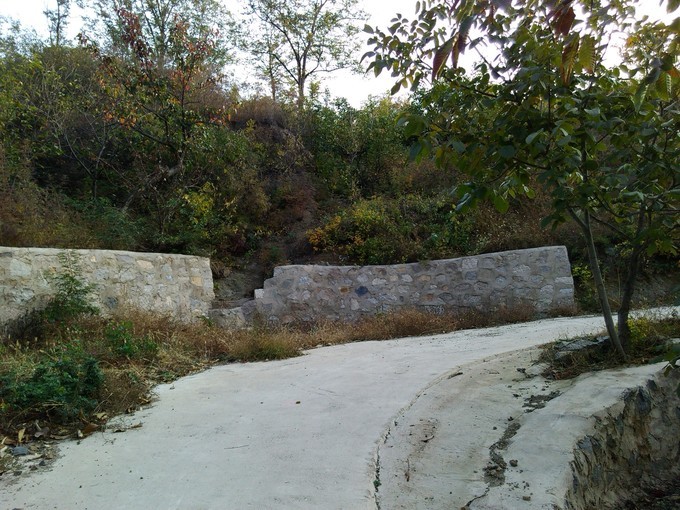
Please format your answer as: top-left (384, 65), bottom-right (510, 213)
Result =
top-left (367, 0), bottom-right (679, 358)
top-left (245, 0), bottom-right (366, 109)
top-left (77, 0), bottom-right (232, 69)
top-left (44, 0), bottom-right (71, 47)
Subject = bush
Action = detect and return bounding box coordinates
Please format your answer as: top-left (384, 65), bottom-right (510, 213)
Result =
top-left (571, 262), bottom-right (599, 312)
top-left (305, 97), bottom-right (410, 199)
top-left (104, 321), bottom-right (158, 360)
top-left (42, 251), bottom-right (99, 325)
top-left (308, 194), bottom-right (479, 264)
top-left (0, 352), bottom-right (103, 424)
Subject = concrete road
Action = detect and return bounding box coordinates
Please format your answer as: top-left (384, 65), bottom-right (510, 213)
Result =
top-left (1, 314), bottom-right (622, 509)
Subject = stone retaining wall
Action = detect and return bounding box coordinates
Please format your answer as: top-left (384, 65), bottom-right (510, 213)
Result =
top-left (0, 247), bottom-right (214, 326)
top-left (254, 246), bottom-right (575, 324)
top-left (565, 368), bottom-right (680, 509)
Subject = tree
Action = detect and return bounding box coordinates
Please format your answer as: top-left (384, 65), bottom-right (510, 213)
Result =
top-left (244, 0), bottom-right (367, 109)
top-left (367, 0), bottom-right (680, 358)
top-left (44, 0), bottom-right (71, 47)
top-left (77, 0), bottom-right (232, 69)
top-left (79, 2), bottom-right (234, 244)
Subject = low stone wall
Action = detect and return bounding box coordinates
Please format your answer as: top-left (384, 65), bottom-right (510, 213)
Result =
top-left (0, 247), bottom-right (214, 326)
top-left (254, 246), bottom-right (575, 324)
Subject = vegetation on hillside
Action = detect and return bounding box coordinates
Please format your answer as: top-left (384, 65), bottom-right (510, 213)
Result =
top-left (0, 2), bottom-right (594, 276)
top-left (0, 0), bottom-right (678, 358)
top-left (367, 0), bottom-right (679, 357)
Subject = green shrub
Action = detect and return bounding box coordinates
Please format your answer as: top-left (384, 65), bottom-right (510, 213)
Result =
top-left (0, 353), bottom-right (103, 423)
top-left (68, 198), bottom-right (144, 251)
top-left (104, 321), bottom-right (158, 360)
top-left (308, 194), bottom-right (479, 264)
top-left (8, 251), bottom-right (99, 342)
top-left (42, 251), bottom-right (99, 325)
top-left (572, 262), bottom-right (599, 311)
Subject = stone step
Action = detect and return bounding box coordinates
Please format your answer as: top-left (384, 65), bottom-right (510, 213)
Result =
top-left (208, 300), bottom-right (258, 329)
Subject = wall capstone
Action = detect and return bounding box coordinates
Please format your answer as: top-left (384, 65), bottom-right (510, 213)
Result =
top-left (253, 246), bottom-right (575, 324)
top-left (0, 247), bottom-right (214, 326)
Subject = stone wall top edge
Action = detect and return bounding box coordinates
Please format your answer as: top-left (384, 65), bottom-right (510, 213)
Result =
top-left (0, 246), bottom-right (211, 263)
top-left (272, 246), bottom-right (569, 274)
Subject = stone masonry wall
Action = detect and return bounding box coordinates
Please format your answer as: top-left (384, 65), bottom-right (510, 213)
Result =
top-left (254, 246), bottom-right (575, 324)
top-left (0, 247), bottom-right (214, 326)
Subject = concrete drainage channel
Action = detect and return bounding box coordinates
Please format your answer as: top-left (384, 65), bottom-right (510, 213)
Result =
top-left (374, 348), bottom-right (680, 510)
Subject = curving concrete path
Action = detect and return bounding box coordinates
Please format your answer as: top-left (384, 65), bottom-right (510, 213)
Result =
top-left (0, 313), bottom-right (666, 510)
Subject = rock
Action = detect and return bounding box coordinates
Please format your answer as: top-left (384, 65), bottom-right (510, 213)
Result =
top-left (208, 307), bottom-right (247, 329)
top-left (555, 335), bottom-right (608, 359)
top-left (11, 446), bottom-right (29, 456)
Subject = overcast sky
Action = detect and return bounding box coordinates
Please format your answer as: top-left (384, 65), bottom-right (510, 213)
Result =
top-left (0, 0), bottom-right (671, 106)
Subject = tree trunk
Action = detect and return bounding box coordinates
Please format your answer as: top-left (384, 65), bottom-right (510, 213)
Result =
top-left (571, 209), bottom-right (628, 360)
top-left (617, 246), bottom-right (645, 353)
top-left (617, 205), bottom-right (648, 352)
top-left (297, 79), bottom-right (305, 110)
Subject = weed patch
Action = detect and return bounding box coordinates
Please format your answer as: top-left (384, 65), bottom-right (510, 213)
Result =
top-left (0, 353), bottom-right (103, 426)
top-left (541, 314), bottom-right (680, 381)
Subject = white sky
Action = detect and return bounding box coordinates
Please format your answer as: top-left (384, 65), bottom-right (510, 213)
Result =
top-left (0, 0), bottom-right (672, 106)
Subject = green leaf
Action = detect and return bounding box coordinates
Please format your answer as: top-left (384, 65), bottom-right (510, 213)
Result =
top-left (402, 116), bottom-right (425, 137)
top-left (632, 83), bottom-right (648, 113)
top-left (409, 141), bottom-right (423, 161)
top-left (560, 36), bottom-right (580, 85)
top-left (578, 35), bottom-right (596, 73)
top-left (451, 140), bottom-right (466, 153)
top-left (363, 24), bottom-right (374, 34)
top-left (499, 145), bottom-right (516, 159)
top-left (557, 135), bottom-right (572, 147)
top-left (492, 193), bottom-right (509, 213)
top-left (526, 130), bottom-right (542, 144)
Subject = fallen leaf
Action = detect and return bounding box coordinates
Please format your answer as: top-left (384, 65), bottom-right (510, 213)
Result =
top-left (34, 428), bottom-right (50, 439)
top-left (130, 422), bottom-right (143, 429)
top-left (94, 412), bottom-right (108, 421)
top-left (17, 428), bottom-right (25, 444)
top-left (33, 421), bottom-right (50, 439)
top-left (81, 423), bottom-right (99, 436)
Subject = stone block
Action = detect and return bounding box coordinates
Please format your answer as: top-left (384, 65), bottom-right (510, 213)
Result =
top-left (209, 307), bottom-right (247, 329)
top-left (462, 258), bottom-right (478, 270)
